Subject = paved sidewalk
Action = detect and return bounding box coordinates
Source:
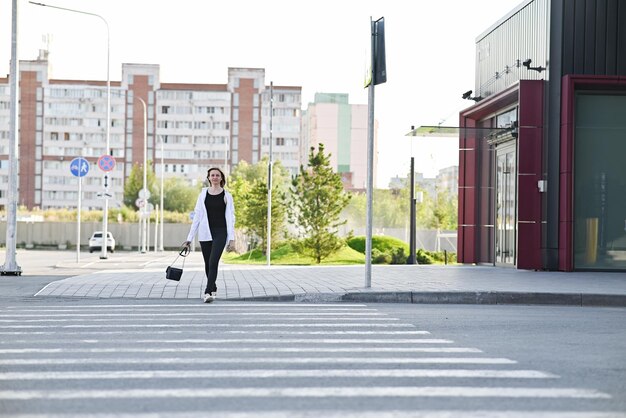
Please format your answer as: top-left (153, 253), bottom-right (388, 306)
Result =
top-left (32, 250), bottom-right (626, 306)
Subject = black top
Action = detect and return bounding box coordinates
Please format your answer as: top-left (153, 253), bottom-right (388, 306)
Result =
top-left (204, 190), bottom-right (227, 230)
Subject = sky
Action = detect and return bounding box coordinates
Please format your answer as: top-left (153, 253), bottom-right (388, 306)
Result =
top-left (0, 0), bottom-right (523, 188)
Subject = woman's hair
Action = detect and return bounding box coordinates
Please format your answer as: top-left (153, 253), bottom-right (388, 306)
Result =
top-left (207, 167), bottom-right (226, 187)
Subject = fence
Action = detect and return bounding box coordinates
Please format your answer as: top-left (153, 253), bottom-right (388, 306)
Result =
top-left (0, 221), bottom-right (457, 253)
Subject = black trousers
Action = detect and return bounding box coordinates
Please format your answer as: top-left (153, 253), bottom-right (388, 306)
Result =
top-left (199, 227), bottom-right (227, 294)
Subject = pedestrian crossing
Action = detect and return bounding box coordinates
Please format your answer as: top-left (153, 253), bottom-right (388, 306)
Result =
top-left (0, 302), bottom-right (617, 417)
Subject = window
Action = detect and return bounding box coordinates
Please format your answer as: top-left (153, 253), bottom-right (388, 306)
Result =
top-left (573, 93), bottom-right (626, 270)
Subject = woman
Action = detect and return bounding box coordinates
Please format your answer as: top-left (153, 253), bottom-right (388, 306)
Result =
top-left (182, 167), bottom-right (235, 303)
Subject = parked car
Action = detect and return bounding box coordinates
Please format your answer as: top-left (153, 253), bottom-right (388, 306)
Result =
top-left (89, 231), bottom-right (115, 253)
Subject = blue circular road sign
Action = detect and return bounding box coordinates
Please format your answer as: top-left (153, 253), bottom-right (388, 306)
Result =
top-left (70, 157), bottom-right (90, 178)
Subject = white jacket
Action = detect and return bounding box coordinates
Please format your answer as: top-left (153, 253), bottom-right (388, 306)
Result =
top-left (186, 188), bottom-right (235, 243)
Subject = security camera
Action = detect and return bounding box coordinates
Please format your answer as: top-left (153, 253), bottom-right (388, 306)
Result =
top-left (522, 58), bottom-right (545, 73)
top-left (462, 90), bottom-right (473, 100)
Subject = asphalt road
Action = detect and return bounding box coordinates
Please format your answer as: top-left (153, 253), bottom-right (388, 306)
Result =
top-left (0, 297), bottom-right (624, 417)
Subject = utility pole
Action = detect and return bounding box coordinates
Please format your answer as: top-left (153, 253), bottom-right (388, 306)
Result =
top-left (365, 16), bottom-right (386, 287)
top-left (1, 0), bottom-right (22, 276)
top-left (267, 82), bottom-right (273, 266)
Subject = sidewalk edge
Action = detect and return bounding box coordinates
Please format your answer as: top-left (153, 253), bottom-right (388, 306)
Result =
top-left (231, 291), bottom-right (626, 307)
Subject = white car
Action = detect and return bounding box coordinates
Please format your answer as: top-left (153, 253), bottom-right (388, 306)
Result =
top-left (89, 231), bottom-right (116, 253)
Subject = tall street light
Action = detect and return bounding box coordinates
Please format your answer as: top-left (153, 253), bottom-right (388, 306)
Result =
top-left (159, 137), bottom-right (164, 251)
top-left (135, 97), bottom-right (148, 253)
top-left (408, 126), bottom-right (417, 264)
top-left (266, 82), bottom-right (273, 266)
top-left (30, 1), bottom-right (112, 259)
top-left (1, 0), bottom-right (22, 275)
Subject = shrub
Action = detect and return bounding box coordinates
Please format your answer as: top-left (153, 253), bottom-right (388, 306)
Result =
top-left (371, 248), bottom-right (391, 264)
top-left (347, 235), bottom-right (409, 255)
top-left (390, 247), bottom-right (407, 264)
top-left (430, 250), bottom-right (457, 264)
top-left (416, 249), bottom-right (434, 264)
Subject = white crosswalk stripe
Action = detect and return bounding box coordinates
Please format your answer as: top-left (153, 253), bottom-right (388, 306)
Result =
top-left (1, 412), bottom-right (621, 418)
top-left (0, 302), bottom-right (615, 416)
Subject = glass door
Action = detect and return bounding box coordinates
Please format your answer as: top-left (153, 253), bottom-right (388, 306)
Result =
top-left (495, 143), bottom-right (517, 266)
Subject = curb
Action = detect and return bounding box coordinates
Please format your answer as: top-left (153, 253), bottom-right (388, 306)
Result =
top-left (231, 291), bottom-right (626, 307)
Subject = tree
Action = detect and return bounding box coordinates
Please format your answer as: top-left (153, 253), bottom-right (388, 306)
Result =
top-left (430, 189), bottom-right (458, 230)
top-left (123, 161), bottom-right (159, 210)
top-left (289, 144), bottom-right (351, 263)
top-left (162, 177), bottom-right (199, 213)
top-left (240, 179), bottom-right (287, 254)
top-left (230, 158), bottom-right (290, 252)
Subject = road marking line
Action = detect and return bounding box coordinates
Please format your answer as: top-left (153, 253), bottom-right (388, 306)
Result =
top-left (129, 338), bottom-right (451, 344)
top-left (0, 386), bottom-right (609, 399)
top-left (0, 347), bottom-right (481, 354)
top-left (1, 304), bottom-right (368, 309)
top-left (217, 330), bottom-right (432, 335)
top-left (0, 312), bottom-right (390, 318)
top-left (0, 330), bottom-right (431, 335)
top-left (0, 369), bottom-right (557, 380)
top-left (0, 320), bottom-right (400, 329)
top-left (0, 324), bottom-right (412, 334)
top-left (0, 357), bottom-right (516, 365)
top-left (0, 411), bottom-right (619, 418)
top-left (0, 337), bottom-right (453, 344)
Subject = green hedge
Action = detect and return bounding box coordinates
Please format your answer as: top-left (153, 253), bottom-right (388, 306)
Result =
top-left (347, 235), bottom-right (409, 254)
top-left (347, 235), bottom-right (456, 265)
top-left (347, 235), bottom-right (409, 265)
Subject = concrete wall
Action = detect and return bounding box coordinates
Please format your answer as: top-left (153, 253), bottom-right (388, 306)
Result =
top-left (0, 222), bottom-right (456, 253)
top-left (0, 221), bottom-right (191, 250)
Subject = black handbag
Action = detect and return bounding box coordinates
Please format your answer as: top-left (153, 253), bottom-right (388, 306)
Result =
top-left (166, 247), bottom-right (189, 281)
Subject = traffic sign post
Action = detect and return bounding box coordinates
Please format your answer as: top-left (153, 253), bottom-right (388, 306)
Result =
top-left (70, 158), bottom-right (90, 263)
top-left (96, 155), bottom-right (115, 260)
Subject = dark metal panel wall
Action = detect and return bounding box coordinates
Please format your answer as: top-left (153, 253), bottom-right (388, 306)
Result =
top-left (561, 0), bottom-right (626, 75)
top-left (475, 0), bottom-right (550, 99)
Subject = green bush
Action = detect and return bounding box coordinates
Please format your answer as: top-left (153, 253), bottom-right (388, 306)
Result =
top-left (390, 247), bottom-right (407, 264)
top-left (416, 249), bottom-right (434, 264)
top-left (347, 235), bottom-right (409, 254)
top-left (429, 250), bottom-right (457, 264)
top-left (319, 235), bottom-right (457, 265)
top-left (371, 248), bottom-right (392, 264)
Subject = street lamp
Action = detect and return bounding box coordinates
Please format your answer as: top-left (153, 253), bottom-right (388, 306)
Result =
top-left (30, 1), bottom-right (112, 260)
top-left (266, 82), bottom-right (274, 266)
top-left (1, 0), bottom-right (22, 275)
top-left (159, 137), bottom-right (164, 251)
top-left (135, 97), bottom-right (148, 253)
top-left (408, 126), bottom-right (417, 264)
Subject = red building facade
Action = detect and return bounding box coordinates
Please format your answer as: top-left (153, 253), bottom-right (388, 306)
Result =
top-left (458, 0), bottom-right (626, 271)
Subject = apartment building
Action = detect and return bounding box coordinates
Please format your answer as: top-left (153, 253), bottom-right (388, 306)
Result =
top-left (436, 165), bottom-right (458, 197)
top-left (301, 93), bottom-right (376, 191)
top-left (0, 54), bottom-right (301, 210)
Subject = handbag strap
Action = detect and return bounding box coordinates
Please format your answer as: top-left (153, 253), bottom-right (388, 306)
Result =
top-left (171, 247), bottom-right (189, 268)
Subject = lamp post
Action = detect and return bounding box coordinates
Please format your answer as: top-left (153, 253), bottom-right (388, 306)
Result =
top-left (135, 97), bottom-right (148, 253)
top-left (408, 126), bottom-right (417, 264)
top-left (1, 0), bottom-right (22, 275)
top-left (30, 1), bottom-right (112, 259)
top-left (159, 137), bottom-right (164, 251)
top-left (267, 82), bottom-right (273, 266)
